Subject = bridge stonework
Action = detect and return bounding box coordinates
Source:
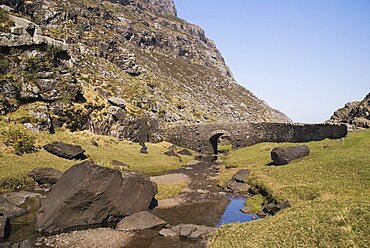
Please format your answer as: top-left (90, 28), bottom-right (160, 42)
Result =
top-left (163, 122), bottom-right (348, 155)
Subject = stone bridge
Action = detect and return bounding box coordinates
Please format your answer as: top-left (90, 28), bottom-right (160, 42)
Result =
top-left (163, 122), bottom-right (348, 155)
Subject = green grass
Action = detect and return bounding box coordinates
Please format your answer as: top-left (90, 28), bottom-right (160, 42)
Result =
top-left (244, 194), bottom-right (265, 215)
top-left (156, 182), bottom-right (188, 200)
top-left (0, 124), bottom-right (193, 191)
top-left (209, 132), bottom-right (370, 248)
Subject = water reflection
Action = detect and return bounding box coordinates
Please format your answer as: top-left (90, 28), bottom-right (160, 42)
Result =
top-left (216, 197), bottom-right (259, 227)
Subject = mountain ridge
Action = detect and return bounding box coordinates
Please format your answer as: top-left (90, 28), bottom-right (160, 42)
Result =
top-left (328, 93), bottom-right (370, 129)
top-left (0, 0), bottom-right (291, 139)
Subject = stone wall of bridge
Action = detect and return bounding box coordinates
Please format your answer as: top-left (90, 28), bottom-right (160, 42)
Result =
top-left (162, 122), bottom-right (348, 155)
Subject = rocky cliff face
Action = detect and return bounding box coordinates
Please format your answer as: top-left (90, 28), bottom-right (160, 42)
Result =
top-left (328, 93), bottom-right (370, 129)
top-left (0, 0), bottom-right (291, 139)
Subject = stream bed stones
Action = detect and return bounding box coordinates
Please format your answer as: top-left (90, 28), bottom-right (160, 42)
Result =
top-left (160, 224), bottom-right (216, 239)
top-left (116, 211), bottom-right (167, 231)
top-left (3, 159), bottom-right (282, 247)
top-left (36, 228), bottom-right (133, 248)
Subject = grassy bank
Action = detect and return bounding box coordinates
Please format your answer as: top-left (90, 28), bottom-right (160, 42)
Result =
top-left (0, 123), bottom-right (193, 191)
top-left (209, 132), bottom-right (370, 247)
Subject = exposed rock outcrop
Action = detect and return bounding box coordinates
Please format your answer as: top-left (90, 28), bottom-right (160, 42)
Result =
top-left (0, 14), bottom-right (68, 50)
top-left (35, 161), bottom-right (158, 234)
top-left (328, 93), bottom-right (370, 129)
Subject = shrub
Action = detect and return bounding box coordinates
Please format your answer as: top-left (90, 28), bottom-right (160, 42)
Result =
top-left (1, 128), bottom-right (38, 155)
top-left (0, 55), bottom-right (9, 73)
top-left (0, 8), bottom-right (14, 32)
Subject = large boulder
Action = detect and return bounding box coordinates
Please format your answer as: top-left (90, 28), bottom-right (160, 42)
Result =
top-left (271, 145), bottom-right (310, 165)
top-left (35, 161), bottom-right (158, 234)
top-left (28, 168), bottom-right (62, 185)
top-left (43, 142), bottom-right (87, 160)
top-left (0, 216), bottom-right (11, 240)
top-left (116, 211), bottom-right (166, 231)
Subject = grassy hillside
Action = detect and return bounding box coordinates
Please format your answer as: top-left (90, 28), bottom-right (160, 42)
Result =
top-left (209, 132), bottom-right (370, 248)
top-left (0, 123), bottom-right (192, 192)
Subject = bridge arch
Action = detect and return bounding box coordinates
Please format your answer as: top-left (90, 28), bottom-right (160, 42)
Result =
top-left (208, 129), bottom-right (236, 155)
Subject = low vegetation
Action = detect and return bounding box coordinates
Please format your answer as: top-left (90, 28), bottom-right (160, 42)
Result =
top-left (0, 8), bottom-right (14, 32)
top-left (1, 128), bottom-right (38, 155)
top-left (0, 123), bottom-right (193, 191)
top-left (156, 182), bottom-right (188, 200)
top-left (244, 194), bottom-right (265, 215)
top-left (209, 132), bottom-right (370, 247)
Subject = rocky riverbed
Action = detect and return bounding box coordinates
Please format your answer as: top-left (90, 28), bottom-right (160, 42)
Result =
top-left (1, 159), bottom-right (264, 248)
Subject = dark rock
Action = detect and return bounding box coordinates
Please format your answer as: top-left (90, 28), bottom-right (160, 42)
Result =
top-left (177, 149), bottom-right (192, 156)
top-left (0, 196), bottom-right (26, 219)
top-left (262, 203), bottom-right (280, 216)
top-left (35, 161), bottom-right (158, 234)
top-left (224, 181), bottom-right (250, 194)
top-left (116, 211), bottom-right (166, 231)
top-left (0, 216), bottom-right (11, 240)
top-left (91, 140), bottom-right (99, 147)
top-left (28, 168), bottom-right (62, 185)
top-left (164, 150), bottom-right (177, 157)
top-left (277, 201), bottom-right (291, 210)
top-left (262, 201), bottom-right (291, 216)
top-left (167, 145), bottom-right (177, 151)
top-left (232, 169), bottom-right (251, 183)
top-left (43, 142), bottom-right (87, 160)
top-left (271, 145), bottom-right (310, 165)
top-left (108, 97), bottom-right (126, 108)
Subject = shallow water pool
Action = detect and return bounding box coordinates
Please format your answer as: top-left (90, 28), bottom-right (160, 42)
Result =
top-left (216, 197), bottom-right (259, 227)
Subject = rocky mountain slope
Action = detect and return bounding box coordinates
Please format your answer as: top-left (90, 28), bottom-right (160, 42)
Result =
top-left (328, 93), bottom-right (370, 128)
top-left (0, 0), bottom-right (291, 139)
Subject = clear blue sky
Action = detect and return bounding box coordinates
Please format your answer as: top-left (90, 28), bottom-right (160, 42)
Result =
top-left (174, 0), bottom-right (370, 123)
